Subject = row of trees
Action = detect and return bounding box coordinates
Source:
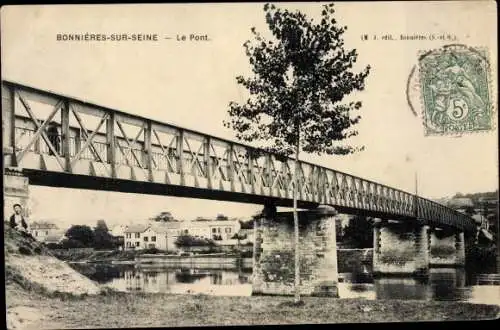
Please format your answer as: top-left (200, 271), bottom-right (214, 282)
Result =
top-left (48, 220), bottom-right (121, 250)
top-left (340, 216), bottom-right (373, 248)
top-left (173, 232), bottom-right (249, 248)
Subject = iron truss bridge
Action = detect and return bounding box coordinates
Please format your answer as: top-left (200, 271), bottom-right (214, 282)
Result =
top-left (2, 80), bottom-right (476, 232)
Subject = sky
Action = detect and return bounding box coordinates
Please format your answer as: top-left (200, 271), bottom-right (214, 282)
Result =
top-left (1, 2), bottom-right (498, 228)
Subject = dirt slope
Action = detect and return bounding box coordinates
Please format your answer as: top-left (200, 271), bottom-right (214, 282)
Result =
top-left (4, 223), bottom-right (102, 329)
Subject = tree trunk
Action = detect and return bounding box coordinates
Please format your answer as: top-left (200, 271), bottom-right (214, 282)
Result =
top-left (293, 138), bottom-right (300, 303)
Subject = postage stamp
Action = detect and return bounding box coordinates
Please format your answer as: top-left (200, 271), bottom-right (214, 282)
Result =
top-left (418, 44), bottom-right (493, 136)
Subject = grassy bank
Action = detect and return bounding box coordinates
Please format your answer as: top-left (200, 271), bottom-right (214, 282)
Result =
top-left (6, 284), bottom-right (499, 329)
top-left (51, 247), bottom-right (372, 264)
top-left (49, 248), bottom-right (159, 262)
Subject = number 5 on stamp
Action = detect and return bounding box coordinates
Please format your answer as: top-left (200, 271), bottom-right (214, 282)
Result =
top-left (418, 44), bottom-right (494, 136)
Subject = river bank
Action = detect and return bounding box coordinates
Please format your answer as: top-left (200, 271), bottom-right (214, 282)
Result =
top-left (48, 248), bottom-right (153, 263)
top-left (6, 283), bottom-right (499, 329)
top-left (49, 247), bottom-right (372, 267)
top-left (5, 226), bottom-right (500, 328)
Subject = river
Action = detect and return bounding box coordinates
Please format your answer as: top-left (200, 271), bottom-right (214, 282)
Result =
top-left (69, 261), bottom-right (500, 305)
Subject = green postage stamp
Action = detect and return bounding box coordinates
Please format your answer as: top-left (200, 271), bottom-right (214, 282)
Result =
top-left (418, 44), bottom-right (493, 136)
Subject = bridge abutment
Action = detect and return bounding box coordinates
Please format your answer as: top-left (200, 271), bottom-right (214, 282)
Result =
top-left (252, 205), bottom-right (339, 297)
top-left (373, 219), bottom-right (430, 276)
top-left (429, 228), bottom-right (465, 267)
top-left (3, 168), bottom-right (30, 222)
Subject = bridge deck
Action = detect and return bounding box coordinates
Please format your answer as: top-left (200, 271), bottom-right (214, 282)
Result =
top-left (2, 80), bottom-right (475, 232)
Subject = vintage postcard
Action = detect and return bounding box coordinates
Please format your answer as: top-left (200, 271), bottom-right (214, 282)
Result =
top-left (2, 1), bottom-right (499, 329)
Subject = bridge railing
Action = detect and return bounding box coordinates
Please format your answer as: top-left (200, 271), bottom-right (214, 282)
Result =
top-left (2, 80), bottom-right (476, 232)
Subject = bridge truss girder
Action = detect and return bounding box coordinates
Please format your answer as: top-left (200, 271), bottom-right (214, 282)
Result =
top-left (1, 80), bottom-right (475, 232)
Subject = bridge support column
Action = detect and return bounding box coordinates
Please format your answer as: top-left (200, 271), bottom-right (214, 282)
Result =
top-left (430, 227), bottom-right (464, 267)
top-left (3, 168), bottom-right (30, 222)
top-left (373, 220), bottom-right (429, 276)
top-left (2, 83), bottom-right (15, 167)
top-left (252, 205), bottom-right (339, 297)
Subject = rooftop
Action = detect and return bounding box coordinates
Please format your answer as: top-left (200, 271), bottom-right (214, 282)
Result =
top-left (150, 222), bottom-right (181, 232)
top-left (447, 198), bottom-right (474, 208)
top-left (124, 224), bottom-right (149, 233)
top-left (30, 221), bottom-right (59, 230)
top-left (124, 222), bottom-right (182, 233)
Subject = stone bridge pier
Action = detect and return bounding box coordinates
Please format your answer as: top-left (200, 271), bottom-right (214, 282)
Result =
top-left (3, 168), bottom-right (30, 222)
top-left (373, 219), bottom-right (430, 276)
top-left (252, 204), bottom-right (339, 297)
top-left (429, 227), bottom-right (465, 267)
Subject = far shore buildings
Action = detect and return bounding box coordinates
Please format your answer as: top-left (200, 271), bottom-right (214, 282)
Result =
top-left (119, 212), bottom-right (359, 251)
top-left (190, 216), bottom-right (241, 240)
top-left (121, 215), bottom-right (242, 251)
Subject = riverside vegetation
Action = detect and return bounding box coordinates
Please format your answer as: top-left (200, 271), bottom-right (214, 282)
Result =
top-left (4, 223), bottom-right (500, 329)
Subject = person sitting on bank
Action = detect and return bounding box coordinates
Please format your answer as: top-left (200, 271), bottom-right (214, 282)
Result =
top-left (9, 203), bottom-right (28, 232)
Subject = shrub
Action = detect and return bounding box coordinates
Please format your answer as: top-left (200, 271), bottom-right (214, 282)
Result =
top-left (379, 249), bottom-right (415, 265)
top-left (142, 247), bottom-right (160, 254)
top-left (231, 233), bottom-right (248, 240)
top-left (60, 238), bottom-right (85, 249)
top-left (175, 234), bottom-right (216, 247)
top-left (18, 246), bottom-right (32, 255)
top-left (45, 243), bottom-right (62, 249)
top-left (430, 245), bottom-right (456, 258)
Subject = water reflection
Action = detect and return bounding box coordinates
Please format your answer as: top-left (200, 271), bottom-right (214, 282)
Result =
top-left (89, 264), bottom-right (254, 295)
top-left (70, 262), bottom-right (499, 304)
top-left (340, 267), bottom-right (499, 305)
top-left (373, 277), bottom-right (432, 300)
top-left (429, 268), bottom-right (469, 301)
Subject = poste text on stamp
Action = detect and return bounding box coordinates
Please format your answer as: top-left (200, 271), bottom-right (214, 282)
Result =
top-left (418, 44), bottom-right (493, 136)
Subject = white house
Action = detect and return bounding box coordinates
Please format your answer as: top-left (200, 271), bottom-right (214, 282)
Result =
top-left (30, 221), bottom-right (62, 243)
top-left (123, 216), bottom-right (243, 250)
top-left (124, 224), bottom-right (147, 249)
top-left (185, 218), bottom-right (241, 241)
top-left (124, 222), bottom-right (182, 251)
top-left (207, 219), bottom-right (241, 241)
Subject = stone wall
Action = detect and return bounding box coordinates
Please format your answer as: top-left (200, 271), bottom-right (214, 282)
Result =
top-left (4, 169), bottom-right (30, 222)
top-left (253, 209), bottom-right (338, 297)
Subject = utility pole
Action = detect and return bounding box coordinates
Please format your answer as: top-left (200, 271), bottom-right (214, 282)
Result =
top-left (415, 171), bottom-right (418, 197)
top-left (414, 171), bottom-right (419, 219)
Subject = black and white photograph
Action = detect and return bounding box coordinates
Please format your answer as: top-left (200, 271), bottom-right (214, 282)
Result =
top-left (2, 1), bottom-right (499, 328)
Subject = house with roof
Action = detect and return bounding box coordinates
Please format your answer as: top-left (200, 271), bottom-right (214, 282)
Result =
top-left (190, 215), bottom-right (241, 241)
top-left (124, 224), bottom-right (147, 249)
top-left (124, 222), bottom-right (182, 251)
top-left (30, 221), bottom-right (62, 243)
top-left (208, 219), bottom-right (241, 241)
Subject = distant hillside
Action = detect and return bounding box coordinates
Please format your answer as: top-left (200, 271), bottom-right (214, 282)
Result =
top-left (453, 191), bottom-right (498, 205)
